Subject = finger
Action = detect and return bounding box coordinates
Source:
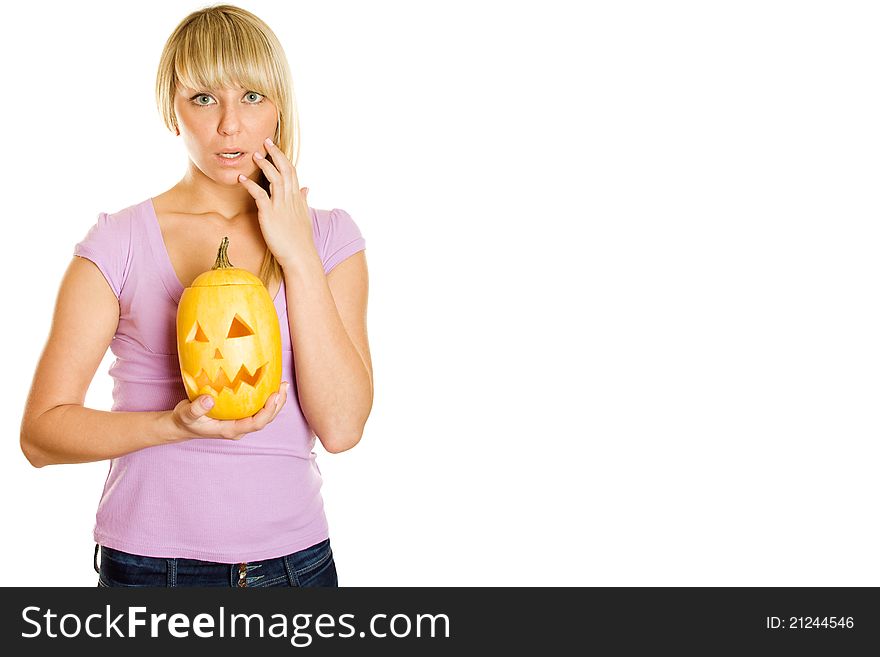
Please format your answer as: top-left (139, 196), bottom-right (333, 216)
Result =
top-left (261, 382), bottom-right (288, 424)
top-left (238, 174), bottom-right (270, 207)
top-left (250, 391), bottom-right (281, 429)
top-left (188, 395), bottom-right (215, 421)
top-left (263, 137), bottom-right (296, 188)
top-left (267, 392), bottom-right (283, 422)
top-left (223, 383), bottom-right (288, 437)
top-left (271, 382), bottom-right (290, 420)
top-left (252, 150), bottom-right (283, 191)
top-left (225, 415), bottom-right (255, 438)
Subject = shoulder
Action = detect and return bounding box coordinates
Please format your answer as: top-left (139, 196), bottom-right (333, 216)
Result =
top-left (309, 207), bottom-right (366, 274)
top-left (75, 201), bottom-right (143, 248)
top-left (72, 200), bottom-right (146, 298)
top-left (83, 200), bottom-right (146, 237)
top-left (311, 206), bottom-right (361, 236)
top-left (311, 207), bottom-right (365, 247)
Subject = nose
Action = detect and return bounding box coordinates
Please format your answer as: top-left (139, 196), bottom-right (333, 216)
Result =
top-left (218, 108), bottom-right (243, 136)
top-left (213, 349), bottom-right (223, 359)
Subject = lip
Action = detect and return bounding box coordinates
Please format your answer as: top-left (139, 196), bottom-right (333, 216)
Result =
top-left (214, 151), bottom-right (248, 166)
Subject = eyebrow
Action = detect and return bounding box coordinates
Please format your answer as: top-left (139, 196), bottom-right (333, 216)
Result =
top-left (182, 85), bottom-right (249, 93)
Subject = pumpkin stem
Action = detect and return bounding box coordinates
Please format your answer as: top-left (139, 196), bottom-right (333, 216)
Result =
top-left (212, 236), bottom-right (234, 270)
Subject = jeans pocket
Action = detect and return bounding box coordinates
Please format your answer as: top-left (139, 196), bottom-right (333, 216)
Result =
top-left (297, 554), bottom-right (338, 587)
top-left (287, 539), bottom-right (338, 587)
top-left (99, 546), bottom-right (168, 587)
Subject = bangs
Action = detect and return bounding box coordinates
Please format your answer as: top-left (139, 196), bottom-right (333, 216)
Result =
top-left (172, 15), bottom-right (276, 97)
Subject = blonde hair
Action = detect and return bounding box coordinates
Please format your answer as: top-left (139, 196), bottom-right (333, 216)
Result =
top-left (155, 3), bottom-right (301, 290)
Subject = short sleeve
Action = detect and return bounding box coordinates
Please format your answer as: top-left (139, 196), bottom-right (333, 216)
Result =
top-left (320, 208), bottom-right (366, 274)
top-left (73, 211), bottom-right (133, 300)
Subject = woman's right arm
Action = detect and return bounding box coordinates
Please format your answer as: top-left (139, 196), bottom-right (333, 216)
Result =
top-left (19, 256), bottom-right (183, 467)
top-left (20, 256), bottom-right (290, 468)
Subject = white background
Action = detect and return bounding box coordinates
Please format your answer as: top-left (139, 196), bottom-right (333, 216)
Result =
top-left (2, 0), bottom-right (878, 586)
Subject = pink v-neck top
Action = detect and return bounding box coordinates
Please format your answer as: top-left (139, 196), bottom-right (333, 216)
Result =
top-left (73, 198), bottom-right (366, 562)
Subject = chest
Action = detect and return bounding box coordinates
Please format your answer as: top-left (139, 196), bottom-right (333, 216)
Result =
top-left (156, 211), bottom-right (282, 300)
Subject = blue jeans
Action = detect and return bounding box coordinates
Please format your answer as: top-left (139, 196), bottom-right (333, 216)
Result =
top-left (94, 539), bottom-right (338, 587)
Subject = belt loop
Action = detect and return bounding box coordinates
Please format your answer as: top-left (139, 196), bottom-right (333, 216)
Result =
top-left (93, 544), bottom-right (100, 574)
top-left (283, 554), bottom-right (297, 587)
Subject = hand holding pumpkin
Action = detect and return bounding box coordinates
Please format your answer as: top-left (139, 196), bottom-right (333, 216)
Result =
top-left (168, 382), bottom-right (289, 441)
top-left (237, 137), bottom-right (312, 268)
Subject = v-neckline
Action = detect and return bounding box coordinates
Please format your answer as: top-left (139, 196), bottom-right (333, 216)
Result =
top-left (144, 197), bottom-right (284, 306)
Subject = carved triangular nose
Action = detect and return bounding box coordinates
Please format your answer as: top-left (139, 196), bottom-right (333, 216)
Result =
top-left (213, 349), bottom-right (223, 359)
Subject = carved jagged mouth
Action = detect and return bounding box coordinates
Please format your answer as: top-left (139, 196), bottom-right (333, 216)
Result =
top-left (190, 363), bottom-right (267, 394)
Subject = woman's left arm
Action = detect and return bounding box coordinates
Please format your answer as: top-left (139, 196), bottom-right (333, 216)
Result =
top-left (281, 250), bottom-right (373, 454)
top-left (238, 138), bottom-right (372, 453)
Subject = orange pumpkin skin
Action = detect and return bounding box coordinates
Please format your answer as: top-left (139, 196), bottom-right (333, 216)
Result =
top-left (175, 237), bottom-right (282, 420)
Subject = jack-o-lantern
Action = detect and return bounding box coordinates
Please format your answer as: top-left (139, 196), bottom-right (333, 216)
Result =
top-left (176, 237), bottom-right (282, 420)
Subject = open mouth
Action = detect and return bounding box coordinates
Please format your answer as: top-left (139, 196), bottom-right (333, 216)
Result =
top-left (187, 362), bottom-right (267, 394)
top-left (215, 152), bottom-right (247, 164)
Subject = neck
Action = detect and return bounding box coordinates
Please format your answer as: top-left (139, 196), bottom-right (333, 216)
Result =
top-left (177, 161), bottom-right (261, 221)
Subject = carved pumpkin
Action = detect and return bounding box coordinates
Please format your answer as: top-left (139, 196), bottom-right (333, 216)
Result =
top-left (176, 237), bottom-right (282, 420)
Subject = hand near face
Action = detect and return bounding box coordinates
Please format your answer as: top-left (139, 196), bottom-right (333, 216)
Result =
top-left (238, 138), bottom-right (313, 268)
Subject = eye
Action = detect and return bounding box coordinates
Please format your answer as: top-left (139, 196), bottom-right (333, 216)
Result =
top-left (227, 314), bottom-right (255, 338)
top-left (186, 322), bottom-right (210, 343)
top-left (190, 91), bottom-right (266, 106)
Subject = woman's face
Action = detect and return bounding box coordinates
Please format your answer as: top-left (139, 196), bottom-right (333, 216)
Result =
top-left (173, 83), bottom-right (278, 184)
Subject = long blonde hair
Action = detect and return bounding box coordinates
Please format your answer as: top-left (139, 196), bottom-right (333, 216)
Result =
top-left (155, 3), bottom-right (301, 290)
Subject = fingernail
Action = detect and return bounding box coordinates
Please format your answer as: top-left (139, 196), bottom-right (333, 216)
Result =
top-left (238, 174), bottom-right (246, 181)
top-left (254, 151), bottom-right (263, 159)
top-left (264, 137), bottom-right (273, 146)
top-left (202, 396), bottom-right (214, 408)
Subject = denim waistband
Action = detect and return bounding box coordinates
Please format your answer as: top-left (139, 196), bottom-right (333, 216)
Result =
top-left (93, 539), bottom-right (335, 588)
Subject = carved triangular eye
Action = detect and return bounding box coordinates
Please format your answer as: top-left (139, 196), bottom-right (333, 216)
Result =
top-left (186, 322), bottom-right (210, 342)
top-left (227, 314), bottom-right (254, 338)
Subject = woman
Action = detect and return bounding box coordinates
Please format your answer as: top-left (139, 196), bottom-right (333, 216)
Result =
top-left (18, 4), bottom-right (373, 587)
